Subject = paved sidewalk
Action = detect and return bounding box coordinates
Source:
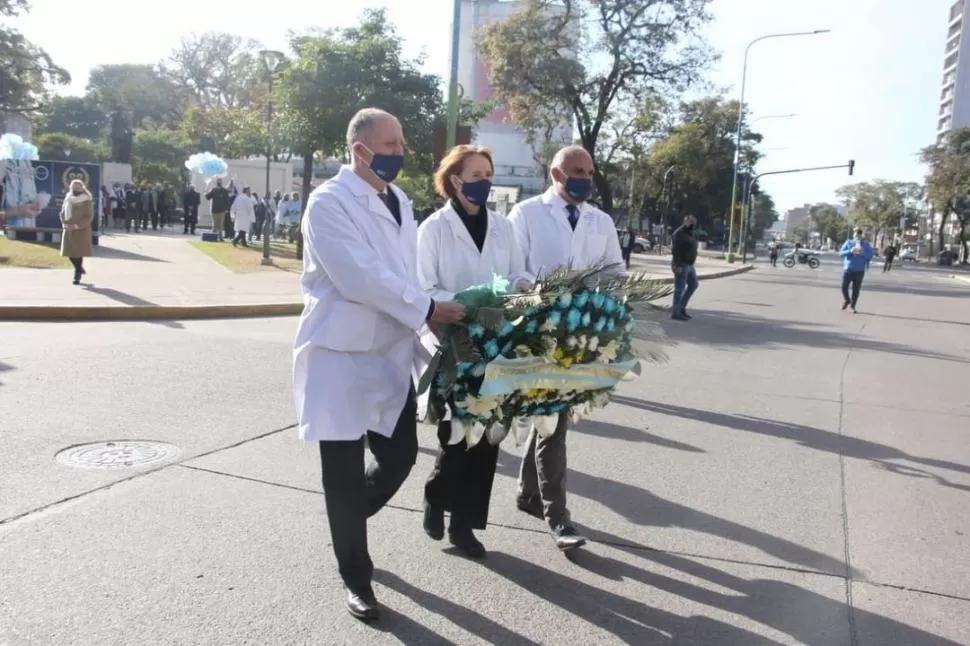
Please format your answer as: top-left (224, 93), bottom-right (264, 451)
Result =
top-left (0, 232), bottom-right (749, 314)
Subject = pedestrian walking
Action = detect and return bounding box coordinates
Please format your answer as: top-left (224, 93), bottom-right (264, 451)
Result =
top-left (59, 179), bottom-right (94, 285)
top-left (670, 214), bottom-right (699, 320)
top-left (840, 227), bottom-right (874, 313)
top-left (292, 108), bottom-right (466, 622)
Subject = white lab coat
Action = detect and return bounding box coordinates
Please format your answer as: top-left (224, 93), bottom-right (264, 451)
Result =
top-left (508, 188), bottom-right (625, 277)
top-left (416, 202), bottom-right (531, 300)
top-left (230, 193), bottom-right (256, 231)
top-left (292, 166), bottom-right (432, 442)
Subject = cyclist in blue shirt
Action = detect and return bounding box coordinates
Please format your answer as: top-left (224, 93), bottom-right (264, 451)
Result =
top-left (839, 227), bottom-right (874, 313)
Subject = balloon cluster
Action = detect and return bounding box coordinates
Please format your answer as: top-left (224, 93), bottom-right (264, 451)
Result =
top-left (0, 133), bottom-right (39, 161)
top-left (184, 152), bottom-right (228, 178)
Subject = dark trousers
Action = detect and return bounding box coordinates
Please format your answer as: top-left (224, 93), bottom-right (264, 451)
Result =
top-left (518, 413), bottom-right (571, 530)
top-left (841, 270), bottom-right (865, 307)
top-left (622, 248), bottom-right (632, 268)
top-left (183, 207), bottom-right (198, 234)
top-left (318, 392), bottom-right (418, 592)
top-left (232, 229), bottom-right (248, 246)
top-left (69, 257), bottom-right (84, 276)
top-left (252, 217), bottom-right (265, 241)
top-left (140, 208), bottom-right (150, 230)
top-left (883, 257), bottom-right (894, 272)
top-left (425, 420), bottom-right (500, 530)
top-left (125, 207), bottom-right (140, 232)
top-left (769, 254), bottom-right (778, 267)
top-left (224, 213), bottom-right (235, 238)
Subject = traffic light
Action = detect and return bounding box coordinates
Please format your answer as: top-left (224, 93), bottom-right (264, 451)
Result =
top-left (848, 159), bottom-right (855, 176)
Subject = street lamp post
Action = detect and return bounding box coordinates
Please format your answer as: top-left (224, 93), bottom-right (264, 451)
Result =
top-left (259, 49), bottom-right (286, 266)
top-left (445, 0), bottom-right (463, 150)
top-left (661, 165), bottom-right (676, 254)
top-left (726, 30), bottom-right (830, 263)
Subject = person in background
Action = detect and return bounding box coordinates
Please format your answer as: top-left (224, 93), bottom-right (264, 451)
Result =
top-left (263, 191), bottom-right (276, 240)
top-left (225, 181), bottom-right (239, 240)
top-left (839, 227), bottom-right (874, 313)
top-left (417, 144), bottom-right (531, 559)
top-left (670, 214), bottom-right (699, 321)
top-left (100, 185), bottom-right (111, 231)
top-left (883, 242), bottom-right (897, 272)
top-left (60, 179), bottom-right (94, 285)
top-left (138, 185), bottom-right (151, 231)
top-left (124, 183), bottom-right (141, 233)
top-left (230, 186), bottom-right (255, 247)
top-left (183, 184), bottom-right (200, 235)
top-left (768, 241), bottom-right (779, 267)
top-left (622, 225), bottom-right (636, 268)
top-left (508, 144), bottom-right (625, 552)
top-left (252, 192), bottom-right (267, 242)
top-left (111, 183), bottom-right (126, 228)
top-left (205, 179), bottom-right (231, 241)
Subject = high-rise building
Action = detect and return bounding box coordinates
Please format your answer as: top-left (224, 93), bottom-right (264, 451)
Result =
top-left (452, 0), bottom-right (574, 196)
top-left (938, 0), bottom-right (970, 141)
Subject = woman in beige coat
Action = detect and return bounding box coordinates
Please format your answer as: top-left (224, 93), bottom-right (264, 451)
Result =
top-left (60, 179), bottom-right (94, 285)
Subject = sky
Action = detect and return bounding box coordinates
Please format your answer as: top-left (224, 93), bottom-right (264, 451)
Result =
top-left (13, 0), bottom-right (951, 214)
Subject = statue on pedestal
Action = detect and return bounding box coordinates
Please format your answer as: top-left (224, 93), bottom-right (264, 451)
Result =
top-left (110, 110), bottom-right (133, 164)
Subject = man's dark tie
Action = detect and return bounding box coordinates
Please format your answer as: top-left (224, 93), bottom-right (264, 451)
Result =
top-left (566, 204), bottom-right (579, 230)
top-left (377, 191), bottom-right (401, 226)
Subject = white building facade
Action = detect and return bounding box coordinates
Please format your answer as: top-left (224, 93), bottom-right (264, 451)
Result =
top-left (453, 0), bottom-right (574, 197)
top-left (938, 0), bottom-right (970, 140)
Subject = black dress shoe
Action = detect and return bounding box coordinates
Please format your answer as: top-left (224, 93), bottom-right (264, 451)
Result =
top-left (516, 495), bottom-right (544, 519)
top-left (681, 309), bottom-right (692, 320)
top-left (423, 502), bottom-right (444, 541)
top-left (346, 587), bottom-right (379, 622)
top-left (553, 525), bottom-right (587, 551)
top-left (448, 526), bottom-right (486, 558)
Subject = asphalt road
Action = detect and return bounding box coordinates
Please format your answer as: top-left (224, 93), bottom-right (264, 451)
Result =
top-left (1, 260), bottom-right (968, 645)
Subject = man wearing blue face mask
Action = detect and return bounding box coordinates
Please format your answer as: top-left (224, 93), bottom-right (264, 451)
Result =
top-left (293, 107), bottom-right (467, 622)
top-left (508, 145), bottom-right (625, 552)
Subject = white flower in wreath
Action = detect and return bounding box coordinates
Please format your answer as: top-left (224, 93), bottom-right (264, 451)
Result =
top-left (597, 340), bottom-right (620, 363)
top-left (539, 318), bottom-right (557, 333)
top-left (463, 395), bottom-right (503, 417)
top-left (578, 334), bottom-right (588, 349)
top-left (566, 336), bottom-right (578, 349)
top-left (592, 391), bottom-right (612, 408)
top-left (588, 336), bottom-right (600, 352)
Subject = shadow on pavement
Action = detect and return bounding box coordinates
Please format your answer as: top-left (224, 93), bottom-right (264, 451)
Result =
top-left (82, 285), bottom-right (156, 307)
top-left (572, 419), bottom-right (706, 452)
top-left (615, 397), bottom-right (970, 494)
top-left (660, 309), bottom-right (970, 365)
top-left (0, 360), bottom-right (12, 387)
top-left (484, 551), bottom-right (784, 645)
top-left (95, 245), bottom-right (169, 263)
top-left (568, 532), bottom-right (963, 646)
top-left (862, 311), bottom-right (970, 328)
top-left (492, 443), bottom-right (850, 576)
top-left (376, 570), bottom-right (540, 646)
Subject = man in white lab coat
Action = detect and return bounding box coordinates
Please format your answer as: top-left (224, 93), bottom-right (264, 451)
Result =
top-left (508, 145), bottom-right (625, 551)
top-left (292, 108), bottom-right (466, 622)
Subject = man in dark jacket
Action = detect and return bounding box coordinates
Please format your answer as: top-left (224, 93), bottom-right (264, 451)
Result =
top-left (183, 185), bottom-right (201, 235)
top-left (205, 179), bottom-right (231, 241)
top-left (670, 214), bottom-right (699, 321)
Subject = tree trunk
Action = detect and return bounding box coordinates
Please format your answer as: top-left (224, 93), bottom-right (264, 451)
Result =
top-left (593, 168), bottom-right (613, 214)
top-left (938, 211), bottom-right (950, 252)
top-left (296, 150), bottom-right (313, 261)
top-left (959, 217), bottom-right (968, 264)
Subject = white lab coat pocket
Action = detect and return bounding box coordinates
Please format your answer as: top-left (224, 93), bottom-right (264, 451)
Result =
top-left (316, 301), bottom-right (377, 352)
top-left (582, 233), bottom-right (607, 266)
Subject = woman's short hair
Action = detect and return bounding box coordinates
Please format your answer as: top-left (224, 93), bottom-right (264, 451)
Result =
top-left (433, 145), bottom-right (495, 201)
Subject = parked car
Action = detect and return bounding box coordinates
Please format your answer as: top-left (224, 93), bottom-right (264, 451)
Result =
top-left (616, 230), bottom-right (652, 253)
top-left (898, 246), bottom-right (918, 262)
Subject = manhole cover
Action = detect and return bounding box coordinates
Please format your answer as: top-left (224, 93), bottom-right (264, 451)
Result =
top-left (55, 441), bottom-right (180, 469)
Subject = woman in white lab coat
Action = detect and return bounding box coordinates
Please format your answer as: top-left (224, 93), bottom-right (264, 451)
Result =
top-left (417, 145), bottom-right (531, 558)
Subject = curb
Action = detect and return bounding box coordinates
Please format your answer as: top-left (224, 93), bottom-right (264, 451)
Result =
top-left (0, 302), bottom-right (303, 322)
top-left (0, 265), bottom-right (755, 322)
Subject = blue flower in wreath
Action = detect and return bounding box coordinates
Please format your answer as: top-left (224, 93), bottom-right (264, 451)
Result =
top-left (471, 362), bottom-right (486, 377)
top-left (606, 318), bottom-right (616, 332)
top-left (456, 361), bottom-right (474, 376)
top-left (566, 307), bottom-right (582, 332)
top-left (497, 320), bottom-right (515, 338)
top-left (534, 405), bottom-right (548, 416)
top-left (594, 317), bottom-right (607, 333)
top-left (574, 290), bottom-right (589, 308)
top-left (523, 306), bottom-right (539, 317)
top-left (581, 312), bottom-right (591, 327)
top-left (557, 293), bottom-right (572, 308)
top-left (624, 319), bottom-right (635, 332)
top-left (590, 292), bottom-right (606, 309)
top-left (468, 323), bottom-right (485, 338)
top-left (502, 341), bottom-right (513, 355)
top-left (603, 296), bottom-right (617, 313)
top-left (546, 310), bottom-right (562, 327)
top-left (525, 319), bottom-right (538, 334)
top-left (483, 339), bottom-right (500, 359)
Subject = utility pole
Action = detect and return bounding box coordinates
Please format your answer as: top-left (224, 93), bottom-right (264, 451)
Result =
top-left (445, 0), bottom-right (462, 150)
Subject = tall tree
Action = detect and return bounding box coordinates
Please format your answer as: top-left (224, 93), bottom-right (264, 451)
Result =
top-left (0, 0), bottom-right (69, 113)
top-left (836, 180), bottom-right (923, 248)
top-left (277, 9), bottom-right (444, 258)
top-left (163, 32), bottom-right (264, 110)
top-left (808, 203), bottom-right (847, 243)
top-left (34, 96), bottom-right (108, 141)
top-left (86, 64), bottom-right (183, 128)
top-left (478, 0), bottom-right (713, 211)
top-left (920, 127), bottom-right (970, 262)
top-left (34, 132), bottom-right (104, 162)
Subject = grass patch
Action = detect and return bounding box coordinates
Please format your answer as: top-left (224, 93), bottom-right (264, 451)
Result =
top-left (0, 236), bottom-right (69, 269)
top-left (189, 239), bottom-right (303, 273)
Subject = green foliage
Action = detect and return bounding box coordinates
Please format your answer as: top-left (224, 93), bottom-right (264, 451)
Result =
top-left (748, 193), bottom-right (778, 240)
top-left (394, 173), bottom-right (436, 213)
top-left (132, 128), bottom-right (189, 186)
top-left (34, 96), bottom-right (108, 140)
top-left (86, 64), bottom-right (183, 128)
top-left (162, 32), bottom-right (264, 110)
top-left (835, 180), bottom-right (922, 235)
top-left (478, 0), bottom-right (714, 211)
top-left (0, 0), bottom-right (69, 113)
top-left (921, 127), bottom-right (970, 258)
top-left (34, 132), bottom-right (105, 162)
top-left (808, 203), bottom-right (846, 243)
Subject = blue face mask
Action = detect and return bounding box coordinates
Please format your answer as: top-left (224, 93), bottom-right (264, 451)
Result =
top-left (459, 178), bottom-right (492, 206)
top-left (564, 176), bottom-right (593, 202)
top-left (361, 145), bottom-right (404, 183)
